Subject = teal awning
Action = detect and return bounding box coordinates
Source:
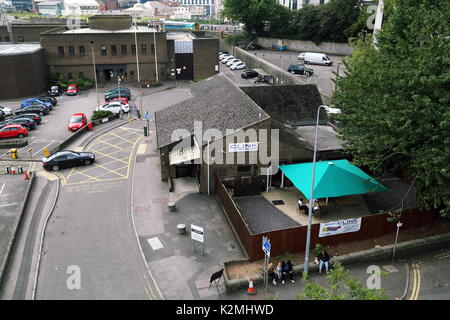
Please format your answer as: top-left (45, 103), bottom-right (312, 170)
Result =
top-left (278, 159), bottom-right (388, 199)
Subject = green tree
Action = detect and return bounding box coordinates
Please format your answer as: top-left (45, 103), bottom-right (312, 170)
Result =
top-left (297, 262), bottom-right (388, 300)
top-left (332, 0), bottom-right (450, 216)
top-left (289, 4), bottom-right (321, 43)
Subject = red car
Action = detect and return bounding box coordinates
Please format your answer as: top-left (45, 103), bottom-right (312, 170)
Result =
top-left (111, 97), bottom-right (129, 104)
top-left (67, 84), bottom-right (80, 96)
top-left (0, 124), bottom-right (28, 139)
top-left (67, 113), bottom-right (87, 132)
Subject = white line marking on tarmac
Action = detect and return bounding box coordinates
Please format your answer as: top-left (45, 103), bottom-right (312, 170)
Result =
top-left (0, 182), bottom-right (5, 195)
top-left (33, 141), bottom-right (54, 157)
top-left (0, 202), bottom-right (20, 208)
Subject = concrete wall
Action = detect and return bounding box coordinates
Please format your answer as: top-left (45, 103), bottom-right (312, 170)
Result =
top-left (256, 37), bottom-right (353, 56)
top-left (0, 49), bottom-right (48, 99)
top-left (0, 25), bottom-right (66, 42)
top-left (192, 38), bottom-right (220, 80)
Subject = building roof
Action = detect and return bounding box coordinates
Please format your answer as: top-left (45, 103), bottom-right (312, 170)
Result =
top-left (156, 74), bottom-right (271, 149)
top-left (0, 43), bottom-right (42, 56)
top-left (295, 125), bottom-right (344, 151)
top-left (44, 25), bottom-right (158, 34)
top-left (37, 1), bottom-right (63, 6)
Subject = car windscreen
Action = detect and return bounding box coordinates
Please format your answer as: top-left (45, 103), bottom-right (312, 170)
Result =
top-left (68, 86), bottom-right (76, 90)
top-left (70, 116), bottom-right (83, 123)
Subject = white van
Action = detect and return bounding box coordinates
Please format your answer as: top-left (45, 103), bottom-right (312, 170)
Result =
top-left (298, 52), bottom-right (333, 66)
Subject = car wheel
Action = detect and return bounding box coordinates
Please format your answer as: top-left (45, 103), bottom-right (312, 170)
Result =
top-left (84, 159), bottom-right (91, 166)
top-left (18, 133), bottom-right (24, 138)
top-left (306, 72), bottom-right (311, 76)
top-left (52, 165), bottom-right (60, 171)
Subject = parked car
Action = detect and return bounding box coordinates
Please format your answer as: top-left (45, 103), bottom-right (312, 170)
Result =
top-left (67, 84), bottom-right (80, 96)
top-left (105, 91), bottom-right (131, 101)
top-left (15, 105), bottom-right (48, 116)
top-left (241, 69), bottom-right (259, 79)
top-left (49, 85), bottom-right (63, 96)
top-left (42, 150), bottom-right (95, 171)
top-left (11, 113), bottom-right (42, 125)
top-left (21, 99), bottom-right (53, 110)
top-left (111, 97), bottom-right (129, 104)
top-left (287, 64), bottom-right (314, 76)
top-left (219, 53), bottom-right (230, 59)
top-left (3, 118), bottom-right (36, 130)
top-left (231, 62), bottom-right (246, 70)
top-left (0, 106), bottom-right (12, 116)
top-left (226, 58), bottom-right (241, 67)
top-left (38, 96), bottom-right (57, 106)
top-left (0, 110), bottom-right (5, 121)
top-left (219, 51), bottom-right (229, 56)
top-left (104, 87), bottom-right (130, 97)
top-left (221, 56), bottom-right (235, 64)
top-left (98, 101), bottom-right (130, 114)
top-left (68, 113), bottom-right (88, 132)
top-left (0, 124), bottom-right (28, 139)
top-left (298, 52), bottom-right (333, 66)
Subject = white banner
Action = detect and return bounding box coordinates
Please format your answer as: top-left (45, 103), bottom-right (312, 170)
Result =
top-left (319, 218), bottom-right (362, 238)
top-left (228, 142), bottom-right (259, 153)
top-left (191, 224), bottom-right (204, 243)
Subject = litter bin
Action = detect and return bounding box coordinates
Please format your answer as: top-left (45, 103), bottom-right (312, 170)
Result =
top-left (10, 148), bottom-right (18, 159)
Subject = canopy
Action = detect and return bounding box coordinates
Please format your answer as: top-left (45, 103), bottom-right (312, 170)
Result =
top-left (278, 159), bottom-right (388, 199)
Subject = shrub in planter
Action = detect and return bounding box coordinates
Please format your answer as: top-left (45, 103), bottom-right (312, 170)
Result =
top-left (92, 110), bottom-right (113, 121)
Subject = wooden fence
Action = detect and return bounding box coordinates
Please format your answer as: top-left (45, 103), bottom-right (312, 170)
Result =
top-left (215, 175), bottom-right (438, 261)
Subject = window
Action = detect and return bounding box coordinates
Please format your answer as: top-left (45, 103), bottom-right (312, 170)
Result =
top-left (79, 45), bottom-right (85, 56)
top-left (141, 44), bottom-right (147, 55)
top-left (121, 45), bottom-right (127, 55)
top-left (5, 36), bottom-right (10, 42)
top-left (131, 44), bottom-right (136, 56)
top-left (130, 70), bottom-right (135, 78)
top-left (79, 72), bottom-right (84, 78)
top-left (68, 72), bottom-right (72, 79)
top-left (69, 46), bottom-right (75, 57)
top-left (237, 165), bottom-right (251, 173)
top-left (101, 45), bottom-right (107, 56)
top-left (58, 46), bottom-right (64, 56)
top-left (151, 44), bottom-right (155, 54)
top-left (111, 45), bottom-right (117, 56)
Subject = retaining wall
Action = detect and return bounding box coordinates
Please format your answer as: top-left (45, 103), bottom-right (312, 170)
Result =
top-left (256, 37), bottom-right (353, 56)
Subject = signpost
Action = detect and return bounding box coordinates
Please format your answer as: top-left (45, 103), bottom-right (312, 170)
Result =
top-left (262, 236), bottom-right (271, 290)
top-left (191, 224), bottom-right (204, 256)
top-left (392, 221), bottom-right (402, 262)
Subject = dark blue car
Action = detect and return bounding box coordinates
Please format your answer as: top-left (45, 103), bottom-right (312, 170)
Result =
top-left (21, 99), bottom-right (53, 111)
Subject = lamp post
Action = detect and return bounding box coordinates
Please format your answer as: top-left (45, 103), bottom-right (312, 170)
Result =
top-left (133, 15), bottom-right (141, 83)
top-left (90, 41), bottom-right (98, 108)
top-left (153, 23), bottom-right (159, 83)
top-left (303, 105), bottom-right (341, 276)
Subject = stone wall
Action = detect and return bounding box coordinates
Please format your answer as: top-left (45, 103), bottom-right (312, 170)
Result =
top-left (256, 37), bottom-right (353, 56)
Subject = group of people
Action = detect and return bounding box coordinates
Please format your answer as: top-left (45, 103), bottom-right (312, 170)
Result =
top-left (266, 250), bottom-right (332, 285)
top-left (267, 260), bottom-right (295, 285)
top-left (297, 198), bottom-right (320, 216)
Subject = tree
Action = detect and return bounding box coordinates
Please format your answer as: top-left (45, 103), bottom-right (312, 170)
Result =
top-left (332, 0), bottom-right (450, 216)
top-left (297, 262), bottom-right (388, 300)
top-left (289, 4), bottom-right (321, 43)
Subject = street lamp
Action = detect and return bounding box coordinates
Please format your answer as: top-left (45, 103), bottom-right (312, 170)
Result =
top-left (90, 41), bottom-right (98, 108)
top-left (303, 105), bottom-right (341, 276)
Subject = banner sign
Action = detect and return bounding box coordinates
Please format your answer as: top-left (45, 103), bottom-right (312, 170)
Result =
top-left (191, 224), bottom-right (204, 243)
top-left (228, 142), bottom-right (259, 153)
top-left (319, 218), bottom-right (362, 238)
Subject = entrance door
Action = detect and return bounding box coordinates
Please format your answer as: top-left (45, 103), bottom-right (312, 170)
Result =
top-left (175, 53), bottom-right (194, 80)
top-left (104, 69), bottom-right (112, 81)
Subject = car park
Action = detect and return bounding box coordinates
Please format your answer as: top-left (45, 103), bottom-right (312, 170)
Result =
top-left (231, 62), bottom-right (246, 70)
top-left (111, 97), bottom-right (129, 104)
top-left (2, 118), bottom-right (37, 130)
top-left (287, 64), bottom-right (314, 76)
top-left (105, 91), bottom-right (131, 101)
top-left (219, 53), bottom-right (230, 59)
top-left (241, 69), bottom-right (259, 79)
top-left (42, 150), bottom-right (95, 171)
top-left (67, 84), bottom-right (80, 96)
top-left (68, 113), bottom-right (88, 132)
top-left (0, 106), bottom-right (12, 116)
top-left (98, 101), bottom-right (130, 114)
top-left (38, 96), bottom-right (57, 106)
top-left (219, 51), bottom-right (229, 55)
top-left (0, 124), bottom-right (28, 139)
top-left (21, 99), bottom-right (53, 110)
top-left (11, 113), bottom-right (42, 124)
top-left (226, 58), bottom-right (241, 67)
top-left (15, 105), bottom-right (48, 116)
top-left (298, 52), bottom-right (333, 66)
top-left (49, 85), bottom-right (63, 96)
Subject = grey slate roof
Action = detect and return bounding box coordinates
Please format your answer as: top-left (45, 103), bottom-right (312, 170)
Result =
top-left (156, 74), bottom-right (271, 149)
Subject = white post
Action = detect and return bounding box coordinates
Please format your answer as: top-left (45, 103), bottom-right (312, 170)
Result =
top-left (207, 139), bottom-right (211, 195)
top-left (281, 172), bottom-right (284, 188)
top-left (153, 26), bottom-right (159, 82)
top-left (90, 42), bottom-right (98, 107)
top-left (392, 221), bottom-right (402, 262)
top-left (134, 18), bottom-right (141, 83)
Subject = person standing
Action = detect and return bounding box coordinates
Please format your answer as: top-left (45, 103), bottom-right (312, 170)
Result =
top-left (281, 259), bottom-right (294, 284)
top-left (317, 250), bottom-right (331, 274)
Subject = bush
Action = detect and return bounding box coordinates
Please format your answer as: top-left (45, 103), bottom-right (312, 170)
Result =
top-left (312, 243), bottom-right (325, 256)
top-left (92, 110), bottom-right (113, 121)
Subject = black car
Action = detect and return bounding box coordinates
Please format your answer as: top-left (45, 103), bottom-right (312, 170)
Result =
top-left (48, 85), bottom-right (63, 96)
top-left (11, 113), bottom-right (42, 124)
top-left (38, 96), bottom-right (57, 106)
top-left (0, 110), bottom-right (5, 121)
top-left (3, 118), bottom-right (36, 130)
top-left (287, 64), bottom-right (314, 76)
top-left (15, 105), bottom-right (48, 116)
top-left (42, 150), bottom-right (95, 171)
top-left (105, 91), bottom-right (131, 101)
top-left (241, 69), bottom-right (259, 79)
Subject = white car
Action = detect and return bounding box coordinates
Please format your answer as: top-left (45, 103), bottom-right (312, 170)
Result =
top-left (97, 101), bottom-right (129, 114)
top-left (230, 62), bottom-right (246, 70)
top-left (221, 56), bottom-right (235, 64)
top-left (0, 106), bottom-right (12, 116)
top-left (219, 53), bottom-right (230, 59)
top-left (226, 58), bottom-right (241, 67)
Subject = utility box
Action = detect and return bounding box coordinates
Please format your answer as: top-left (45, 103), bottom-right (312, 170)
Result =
top-left (10, 148), bottom-right (18, 159)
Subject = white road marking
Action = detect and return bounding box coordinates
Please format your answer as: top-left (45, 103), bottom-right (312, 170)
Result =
top-left (147, 237), bottom-right (164, 250)
top-left (0, 202), bottom-right (20, 208)
top-left (33, 141), bottom-right (55, 157)
top-left (383, 265), bottom-right (399, 273)
top-left (0, 182), bottom-right (5, 195)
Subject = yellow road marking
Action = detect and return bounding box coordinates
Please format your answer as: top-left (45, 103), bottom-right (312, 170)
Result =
top-left (409, 263), bottom-right (421, 300)
top-left (107, 131), bottom-right (137, 144)
top-left (88, 163), bottom-right (128, 178)
top-left (93, 165), bottom-right (129, 179)
top-left (119, 127), bottom-right (143, 133)
top-left (91, 150), bottom-right (129, 164)
top-left (70, 169), bottom-right (102, 182)
top-left (94, 139), bottom-right (125, 152)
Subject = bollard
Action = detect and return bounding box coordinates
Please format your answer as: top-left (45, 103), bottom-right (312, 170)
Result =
top-left (17, 166), bottom-right (24, 174)
top-left (6, 166), bottom-right (11, 174)
top-left (10, 148), bottom-right (18, 159)
top-left (144, 126), bottom-right (148, 137)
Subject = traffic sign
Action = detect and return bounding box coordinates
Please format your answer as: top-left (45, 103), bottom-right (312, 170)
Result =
top-left (262, 237), bottom-right (271, 257)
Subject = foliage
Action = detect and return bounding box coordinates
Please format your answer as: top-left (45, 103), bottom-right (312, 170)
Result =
top-left (223, 0), bottom-right (368, 43)
top-left (92, 110), bottom-right (113, 121)
top-left (297, 262), bottom-right (388, 300)
top-left (312, 243), bottom-right (325, 256)
top-left (49, 73), bottom-right (92, 89)
top-left (332, 0), bottom-right (450, 217)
